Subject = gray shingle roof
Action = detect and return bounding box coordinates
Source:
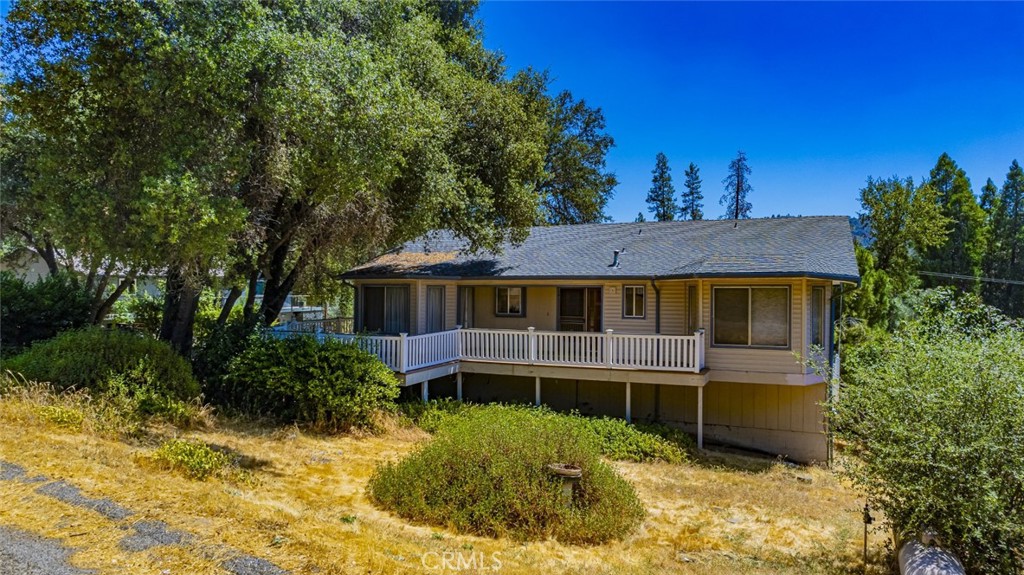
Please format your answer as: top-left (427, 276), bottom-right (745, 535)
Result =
top-left (343, 216), bottom-right (860, 282)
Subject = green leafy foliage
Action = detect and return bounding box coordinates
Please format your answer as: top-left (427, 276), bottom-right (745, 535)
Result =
top-left (151, 439), bottom-right (230, 481)
top-left (983, 160), bottom-right (1024, 317)
top-left (0, 271), bottom-right (93, 355)
top-left (109, 289), bottom-right (164, 336)
top-left (403, 401), bottom-right (690, 463)
top-left (191, 317), bottom-right (261, 407)
top-left (834, 291), bottom-right (1024, 573)
top-left (920, 153), bottom-right (987, 292)
top-left (223, 334), bottom-right (400, 431)
top-left (2, 327), bottom-right (200, 404)
top-left (369, 404), bottom-right (646, 544)
top-left (513, 69), bottom-right (617, 225)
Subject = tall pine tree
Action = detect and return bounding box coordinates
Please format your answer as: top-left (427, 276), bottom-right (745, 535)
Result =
top-left (720, 150), bottom-right (753, 219)
top-left (678, 162), bottom-right (704, 220)
top-left (984, 160), bottom-right (1024, 316)
top-left (920, 153), bottom-right (987, 292)
top-left (646, 152), bottom-right (677, 221)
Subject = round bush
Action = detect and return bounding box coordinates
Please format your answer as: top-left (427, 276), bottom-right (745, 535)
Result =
top-left (2, 327), bottom-right (200, 401)
top-left (223, 334), bottom-right (400, 431)
top-left (369, 405), bottom-right (646, 544)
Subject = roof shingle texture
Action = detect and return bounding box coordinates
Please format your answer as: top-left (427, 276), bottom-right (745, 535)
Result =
top-left (344, 216), bottom-right (860, 282)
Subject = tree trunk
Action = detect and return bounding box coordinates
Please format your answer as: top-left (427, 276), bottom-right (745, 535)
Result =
top-left (217, 285), bottom-right (242, 325)
top-left (92, 270), bottom-right (138, 324)
top-left (159, 268), bottom-right (201, 356)
top-left (39, 240), bottom-right (59, 276)
top-left (242, 270), bottom-right (259, 322)
top-left (259, 244), bottom-right (309, 326)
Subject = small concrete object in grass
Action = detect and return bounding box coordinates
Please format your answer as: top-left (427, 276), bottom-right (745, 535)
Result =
top-left (547, 463), bottom-right (582, 503)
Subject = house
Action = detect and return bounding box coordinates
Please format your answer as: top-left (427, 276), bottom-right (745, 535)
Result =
top-left (334, 216), bottom-right (859, 462)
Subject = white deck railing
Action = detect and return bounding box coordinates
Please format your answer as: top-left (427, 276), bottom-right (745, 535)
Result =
top-left (274, 325), bottom-right (705, 375)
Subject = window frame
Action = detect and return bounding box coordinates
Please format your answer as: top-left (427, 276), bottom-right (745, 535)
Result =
top-left (622, 285), bottom-right (646, 319)
top-left (494, 286), bottom-right (526, 317)
top-left (359, 284), bottom-right (411, 335)
top-left (810, 286), bottom-right (826, 348)
top-left (711, 285), bottom-right (791, 349)
top-left (425, 285), bottom-right (446, 333)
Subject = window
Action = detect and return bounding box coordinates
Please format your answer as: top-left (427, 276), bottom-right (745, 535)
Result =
top-left (810, 286), bottom-right (825, 347)
top-left (712, 286), bottom-right (790, 348)
top-left (425, 286), bottom-right (445, 333)
top-left (361, 285), bottom-right (410, 334)
top-left (495, 287), bottom-right (525, 316)
top-left (457, 286), bottom-right (475, 328)
top-left (623, 285), bottom-right (645, 319)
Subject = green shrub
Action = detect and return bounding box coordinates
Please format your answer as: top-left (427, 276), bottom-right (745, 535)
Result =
top-left (369, 404), bottom-right (646, 544)
top-left (191, 317), bottom-right (260, 405)
top-left (151, 438), bottom-right (230, 480)
top-left (2, 327), bottom-right (200, 403)
top-left (405, 400), bottom-right (689, 463)
top-left (581, 417), bottom-right (689, 463)
top-left (399, 398), bottom-right (469, 433)
top-left (0, 271), bottom-right (92, 356)
top-left (110, 290), bottom-right (164, 336)
top-left (223, 334), bottom-right (400, 431)
top-left (36, 405), bottom-right (85, 429)
top-left (834, 296), bottom-right (1024, 573)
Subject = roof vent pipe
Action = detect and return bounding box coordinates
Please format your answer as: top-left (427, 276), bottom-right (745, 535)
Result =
top-left (611, 250), bottom-right (620, 267)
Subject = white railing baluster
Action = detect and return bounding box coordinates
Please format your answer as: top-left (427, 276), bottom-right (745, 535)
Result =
top-left (325, 327), bottom-right (705, 374)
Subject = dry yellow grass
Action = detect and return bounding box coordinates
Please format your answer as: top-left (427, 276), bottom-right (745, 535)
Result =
top-left (0, 393), bottom-right (891, 575)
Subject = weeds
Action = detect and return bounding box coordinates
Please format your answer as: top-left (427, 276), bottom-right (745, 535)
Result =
top-left (151, 439), bottom-right (231, 480)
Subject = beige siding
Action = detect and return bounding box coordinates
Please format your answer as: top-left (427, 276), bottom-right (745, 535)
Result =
top-left (658, 380), bottom-right (827, 462)
top-left (603, 281), bottom-right (655, 333)
top-left (472, 285), bottom-right (558, 331)
top-left (660, 281), bottom-right (688, 335)
top-left (701, 278), bottom-right (805, 375)
top-left (445, 282), bottom-right (458, 330)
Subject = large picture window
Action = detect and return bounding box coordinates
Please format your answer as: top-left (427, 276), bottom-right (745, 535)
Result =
top-left (361, 285), bottom-right (410, 334)
top-left (623, 285), bottom-right (646, 319)
top-left (495, 287), bottom-right (525, 316)
top-left (712, 286), bottom-right (790, 348)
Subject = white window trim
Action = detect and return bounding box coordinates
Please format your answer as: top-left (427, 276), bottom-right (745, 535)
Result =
top-left (810, 286), bottom-right (826, 348)
top-left (711, 285), bottom-right (791, 349)
top-left (622, 285), bottom-right (646, 319)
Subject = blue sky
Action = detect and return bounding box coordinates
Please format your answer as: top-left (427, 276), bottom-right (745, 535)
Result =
top-left (478, 1), bottom-right (1024, 222)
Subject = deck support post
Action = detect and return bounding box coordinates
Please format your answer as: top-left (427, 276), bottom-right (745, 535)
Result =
top-left (535, 376), bottom-right (541, 407)
top-left (625, 381), bottom-right (632, 423)
top-left (456, 372), bottom-right (463, 401)
top-left (422, 380), bottom-right (429, 403)
top-left (697, 385), bottom-right (704, 449)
